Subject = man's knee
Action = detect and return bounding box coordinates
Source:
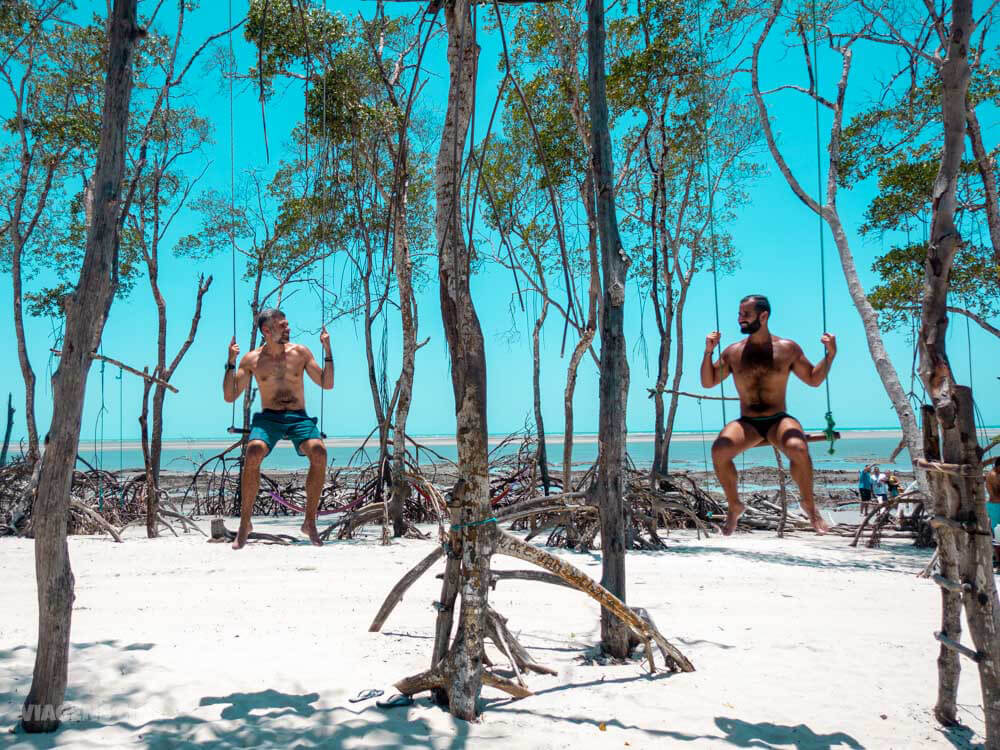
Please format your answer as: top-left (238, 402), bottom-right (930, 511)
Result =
top-left (782, 435), bottom-right (810, 461)
top-left (711, 436), bottom-right (736, 462)
top-left (306, 441), bottom-right (327, 463)
top-left (245, 441), bottom-right (268, 464)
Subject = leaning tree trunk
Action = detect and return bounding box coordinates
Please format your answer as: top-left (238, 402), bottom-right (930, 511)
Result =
top-left (21, 0), bottom-right (140, 732)
top-left (750, 4), bottom-right (923, 467)
top-left (410, 0), bottom-right (491, 720)
top-left (919, 4), bottom-right (1000, 743)
top-left (587, 0), bottom-right (631, 660)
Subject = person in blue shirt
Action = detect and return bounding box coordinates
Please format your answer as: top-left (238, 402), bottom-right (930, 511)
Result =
top-left (858, 464), bottom-right (873, 506)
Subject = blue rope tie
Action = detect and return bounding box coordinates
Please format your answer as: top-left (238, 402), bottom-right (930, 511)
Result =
top-left (451, 517), bottom-right (497, 531)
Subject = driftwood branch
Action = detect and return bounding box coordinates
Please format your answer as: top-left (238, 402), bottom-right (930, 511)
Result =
top-left (50, 349), bottom-right (178, 393)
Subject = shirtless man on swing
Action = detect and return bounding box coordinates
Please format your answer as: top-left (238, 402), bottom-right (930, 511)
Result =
top-left (701, 295), bottom-right (835, 536)
top-left (223, 308), bottom-right (334, 549)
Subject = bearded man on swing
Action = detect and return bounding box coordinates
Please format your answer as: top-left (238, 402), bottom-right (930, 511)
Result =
top-left (701, 295), bottom-right (835, 536)
top-left (223, 308), bottom-right (334, 549)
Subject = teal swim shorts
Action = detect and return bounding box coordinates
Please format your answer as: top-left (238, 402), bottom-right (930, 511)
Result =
top-left (247, 409), bottom-right (322, 456)
top-left (987, 503), bottom-right (1000, 536)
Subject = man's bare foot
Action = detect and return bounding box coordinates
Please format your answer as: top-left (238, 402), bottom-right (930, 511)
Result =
top-left (723, 500), bottom-right (745, 536)
top-left (301, 521), bottom-right (323, 547)
top-left (232, 522), bottom-right (253, 550)
top-left (809, 512), bottom-right (830, 535)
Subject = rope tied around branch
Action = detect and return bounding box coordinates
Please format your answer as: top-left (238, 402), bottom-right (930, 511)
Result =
top-left (450, 516), bottom-right (497, 531)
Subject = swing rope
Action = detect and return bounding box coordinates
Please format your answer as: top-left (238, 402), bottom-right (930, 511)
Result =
top-left (319, 0), bottom-right (327, 438)
top-left (95, 351), bottom-right (106, 510)
top-left (810, 1), bottom-right (836, 454)
top-left (696, 6), bottom-right (727, 425)
top-left (697, 397), bottom-right (708, 473)
top-left (228, 0), bottom-right (239, 434)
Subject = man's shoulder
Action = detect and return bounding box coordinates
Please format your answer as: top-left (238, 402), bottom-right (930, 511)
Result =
top-left (721, 339), bottom-right (745, 357)
top-left (287, 342), bottom-right (315, 362)
top-left (771, 336), bottom-right (804, 358)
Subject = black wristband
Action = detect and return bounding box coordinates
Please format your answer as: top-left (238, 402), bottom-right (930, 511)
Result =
top-left (324, 357), bottom-right (333, 362)
top-left (225, 362), bottom-right (236, 371)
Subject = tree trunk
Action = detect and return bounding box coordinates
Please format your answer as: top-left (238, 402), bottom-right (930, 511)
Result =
top-left (650, 279), bottom-right (673, 480)
top-left (966, 107), bottom-right (1000, 270)
top-left (662, 279), bottom-right (691, 470)
top-left (21, 0), bottom-right (140, 731)
top-left (562, 171), bottom-right (600, 493)
top-left (139, 372), bottom-right (158, 539)
top-left (390, 165), bottom-right (416, 537)
top-left (826, 212), bottom-right (922, 460)
top-left (430, 0), bottom-right (491, 720)
top-left (1, 393), bottom-right (14, 466)
top-left (587, 0), bottom-right (631, 660)
top-left (11, 236), bottom-right (40, 462)
top-left (924, 405), bottom-right (961, 725)
top-left (919, 6), bottom-right (1000, 742)
top-left (532, 296), bottom-right (551, 494)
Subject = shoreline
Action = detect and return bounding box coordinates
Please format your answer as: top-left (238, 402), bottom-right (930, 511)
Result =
top-left (64, 427), bottom-right (960, 453)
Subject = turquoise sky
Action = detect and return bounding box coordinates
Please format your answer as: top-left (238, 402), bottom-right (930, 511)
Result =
top-left (1, 1), bottom-right (996, 450)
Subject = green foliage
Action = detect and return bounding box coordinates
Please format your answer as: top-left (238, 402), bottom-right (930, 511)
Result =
top-left (868, 241), bottom-right (1000, 333)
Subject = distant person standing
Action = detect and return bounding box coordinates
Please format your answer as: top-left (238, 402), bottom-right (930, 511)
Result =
top-left (887, 473), bottom-right (900, 499)
top-left (858, 464), bottom-right (873, 513)
top-left (873, 471), bottom-right (889, 504)
top-left (986, 458), bottom-right (1000, 537)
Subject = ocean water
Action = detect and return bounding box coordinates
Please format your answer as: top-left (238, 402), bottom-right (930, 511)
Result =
top-left (66, 432), bottom-right (929, 475)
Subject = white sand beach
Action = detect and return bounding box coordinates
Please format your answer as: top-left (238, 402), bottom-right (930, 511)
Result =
top-left (0, 520), bottom-right (987, 749)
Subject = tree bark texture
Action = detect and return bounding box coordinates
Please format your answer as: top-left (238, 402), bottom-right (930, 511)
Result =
top-left (431, 0), bottom-right (491, 720)
top-left (919, 5), bottom-right (1000, 743)
top-left (21, 0), bottom-right (140, 732)
top-left (587, 0), bottom-right (631, 659)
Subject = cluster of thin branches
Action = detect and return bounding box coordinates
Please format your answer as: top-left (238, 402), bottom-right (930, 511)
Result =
top-left (0, 456), bottom-right (201, 541)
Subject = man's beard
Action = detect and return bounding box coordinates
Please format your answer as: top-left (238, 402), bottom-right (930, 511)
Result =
top-left (739, 317), bottom-right (761, 335)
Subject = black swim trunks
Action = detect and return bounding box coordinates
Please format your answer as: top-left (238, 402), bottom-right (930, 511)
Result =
top-left (737, 411), bottom-right (793, 440)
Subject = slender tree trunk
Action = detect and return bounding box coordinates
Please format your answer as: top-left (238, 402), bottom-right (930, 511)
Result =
top-left (389, 169), bottom-right (416, 537)
top-left (532, 298), bottom-right (551, 495)
top-left (966, 107), bottom-right (1000, 269)
top-left (21, 0), bottom-right (140, 731)
top-left (650, 285), bottom-right (673, 480)
top-left (429, 0), bottom-right (491, 719)
top-left (562, 172), bottom-right (600, 492)
top-left (826, 212), bottom-right (923, 459)
top-left (10, 237), bottom-right (40, 462)
top-left (661, 279), bottom-right (691, 470)
top-left (587, 0), bottom-right (631, 659)
top-left (920, 6), bottom-right (1000, 742)
top-left (139, 373), bottom-right (158, 539)
top-left (1, 393), bottom-right (14, 466)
